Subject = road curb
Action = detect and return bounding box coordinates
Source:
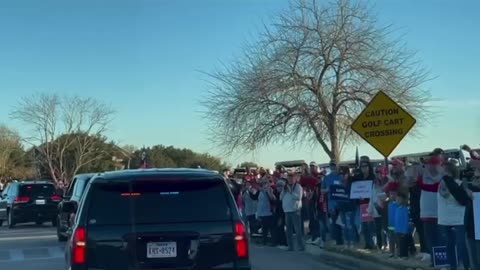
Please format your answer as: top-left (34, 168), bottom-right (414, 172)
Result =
top-left (305, 245), bottom-right (428, 270)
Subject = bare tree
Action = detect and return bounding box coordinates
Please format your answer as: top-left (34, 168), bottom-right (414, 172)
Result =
top-left (119, 144), bottom-right (137, 169)
top-left (202, 0), bottom-right (431, 161)
top-left (10, 93), bottom-right (115, 182)
top-left (0, 125), bottom-right (22, 176)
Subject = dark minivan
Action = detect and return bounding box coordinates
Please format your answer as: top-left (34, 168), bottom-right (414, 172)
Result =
top-left (0, 180), bottom-right (61, 228)
top-left (64, 169), bottom-right (251, 270)
top-left (57, 173), bottom-right (94, 241)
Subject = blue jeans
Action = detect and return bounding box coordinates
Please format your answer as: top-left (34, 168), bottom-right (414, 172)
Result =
top-left (341, 211), bottom-right (356, 245)
top-left (439, 225), bottom-right (469, 270)
top-left (330, 210), bottom-right (343, 245)
top-left (318, 211), bottom-right (328, 242)
top-left (285, 211), bottom-right (305, 251)
top-left (424, 220), bottom-right (441, 264)
top-left (308, 201), bottom-right (319, 240)
top-left (362, 221), bottom-right (375, 249)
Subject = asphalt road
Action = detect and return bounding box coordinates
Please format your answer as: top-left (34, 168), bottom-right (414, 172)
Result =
top-left (0, 222), bottom-right (64, 270)
top-left (0, 223), bottom-right (390, 270)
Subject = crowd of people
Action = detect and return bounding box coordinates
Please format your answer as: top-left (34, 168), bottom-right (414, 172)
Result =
top-left (227, 145), bottom-right (480, 270)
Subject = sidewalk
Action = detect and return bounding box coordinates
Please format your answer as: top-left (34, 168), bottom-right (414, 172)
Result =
top-left (305, 241), bottom-right (429, 270)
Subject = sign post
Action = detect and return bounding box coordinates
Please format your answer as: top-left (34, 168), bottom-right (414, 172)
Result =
top-left (351, 91), bottom-right (416, 161)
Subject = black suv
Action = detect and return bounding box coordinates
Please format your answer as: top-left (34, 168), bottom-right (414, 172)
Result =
top-left (64, 169), bottom-right (251, 270)
top-left (0, 180), bottom-right (61, 228)
top-left (57, 173), bottom-right (94, 241)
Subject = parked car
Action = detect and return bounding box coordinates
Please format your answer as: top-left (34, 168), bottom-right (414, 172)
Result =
top-left (64, 169), bottom-right (251, 270)
top-left (56, 173), bottom-right (94, 242)
top-left (0, 180), bottom-right (61, 228)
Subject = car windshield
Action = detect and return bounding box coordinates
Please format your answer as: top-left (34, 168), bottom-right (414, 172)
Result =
top-left (87, 180), bottom-right (231, 225)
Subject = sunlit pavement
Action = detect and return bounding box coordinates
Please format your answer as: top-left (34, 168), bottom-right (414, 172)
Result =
top-left (0, 223), bottom-right (64, 270)
top-left (0, 224), bottom-right (393, 270)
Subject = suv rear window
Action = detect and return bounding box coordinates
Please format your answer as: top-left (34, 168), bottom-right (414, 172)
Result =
top-left (87, 180), bottom-right (232, 225)
top-left (19, 184), bottom-right (56, 197)
top-left (73, 178), bottom-right (90, 198)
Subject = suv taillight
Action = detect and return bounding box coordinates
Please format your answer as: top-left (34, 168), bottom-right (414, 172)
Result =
top-left (14, 196), bottom-right (30, 204)
top-left (72, 227), bottom-right (87, 264)
top-left (51, 195), bottom-right (62, 202)
top-left (235, 222), bottom-right (248, 258)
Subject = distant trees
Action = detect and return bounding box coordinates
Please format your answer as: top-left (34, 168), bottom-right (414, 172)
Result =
top-left (11, 93), bottom-right (114, 182)
top-left (5, 93), bottom-right (230, 182)
top-left (0, 125), bottom-right (35, 180)
top-left (129, 145), bottom-right (229, 171)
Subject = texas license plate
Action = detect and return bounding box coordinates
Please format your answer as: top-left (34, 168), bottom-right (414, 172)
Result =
top-left (146, 242), bottom-right (177, 258)
top-left (35, 200), bottom-right (46, 205)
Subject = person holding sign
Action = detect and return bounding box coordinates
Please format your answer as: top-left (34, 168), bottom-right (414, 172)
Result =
top-left (351, 159), bottom-right (375, 250)
top-left (443, 160), bottom-right (480, 270)
top-left (368, 167), bottom-right (388, 251)
top-left (321, 160), bottom-right (345, 246)
top-left (337, 167), bottom-right (359, 249)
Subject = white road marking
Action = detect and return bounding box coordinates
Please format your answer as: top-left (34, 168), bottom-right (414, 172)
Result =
top-left (0, 235), bottom-right (57, 241)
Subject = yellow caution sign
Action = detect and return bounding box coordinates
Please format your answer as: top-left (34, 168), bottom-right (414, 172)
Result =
top-left (351, 91), bottom-right (416, 157)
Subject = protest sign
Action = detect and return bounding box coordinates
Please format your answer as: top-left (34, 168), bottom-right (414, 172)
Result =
top-left (350, 180), bottom-right (373, 199)
top-left (329, 185), bottom-right (349, 201)
top-left (433, 246), bottom-right (456, 268)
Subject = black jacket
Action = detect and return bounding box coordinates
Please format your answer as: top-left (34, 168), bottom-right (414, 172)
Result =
top-left (443, 176), bottom-right (480, 240)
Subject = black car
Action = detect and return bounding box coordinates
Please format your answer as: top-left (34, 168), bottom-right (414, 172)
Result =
top-left (64, 169), bottom-right (251, 270)
top-left (56, 173), bottom-right (94, 242)
top-left (0, 180), bottom-right (61, 228)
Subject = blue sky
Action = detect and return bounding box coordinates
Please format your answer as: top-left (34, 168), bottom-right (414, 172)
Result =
top-left (0, 0), bottom-right (478, 167)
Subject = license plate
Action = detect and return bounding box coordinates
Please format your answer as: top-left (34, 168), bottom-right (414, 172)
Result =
top-left (35, 200), bottom-right (46, 205)
top-left (146, 242), bottom-right (177, 258)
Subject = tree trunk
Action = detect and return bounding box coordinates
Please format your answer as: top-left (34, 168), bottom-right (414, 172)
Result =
top-left (329, 116), bottom-right (341, 162)
top-left (330, 131), bottom-right (340, 163)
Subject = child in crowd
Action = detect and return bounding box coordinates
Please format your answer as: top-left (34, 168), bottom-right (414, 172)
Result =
top-left (395, 192), bottom-right (410, 259)
top-left (387, 189), bottom-right (399, 257)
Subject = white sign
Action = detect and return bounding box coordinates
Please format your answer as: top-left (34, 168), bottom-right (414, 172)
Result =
top-left (350, 180), bottom-right (373, 199)
top-left (474, 193), bottom-right (480, 240)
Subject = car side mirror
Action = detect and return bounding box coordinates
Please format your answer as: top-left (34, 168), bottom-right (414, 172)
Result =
top-left (62, 201), bottom-right (78, 213)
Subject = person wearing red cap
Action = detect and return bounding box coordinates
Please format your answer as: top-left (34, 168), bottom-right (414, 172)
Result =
top-left (418, 154), bottom-right (444, 265)
top-left (384, 159), bottom-right (405, 195)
